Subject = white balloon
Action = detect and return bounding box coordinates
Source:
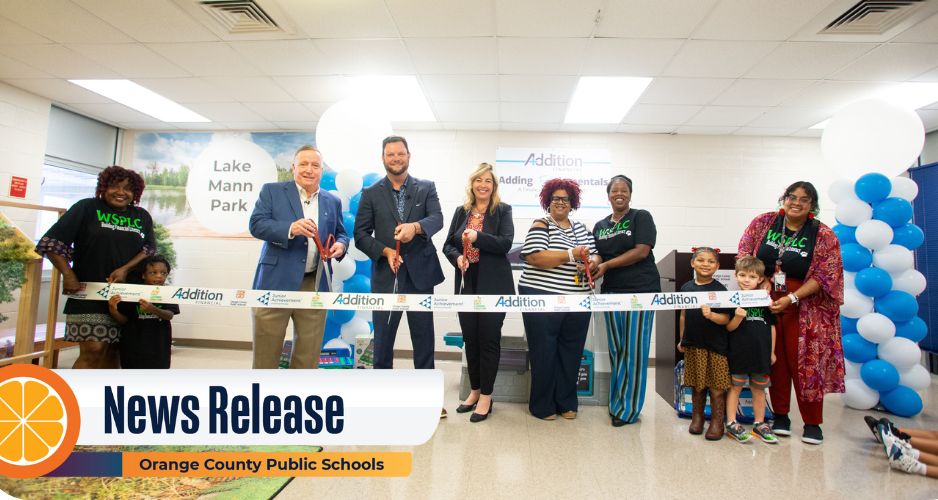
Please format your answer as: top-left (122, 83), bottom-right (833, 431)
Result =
top-left (841, 379), bottom-right (880, 410)
top-left (316, 99), bottom-right (393, 174)
top-left (856, 312), bottom-right (896, 344)
top-left (829, 179), bottom-right (860, 203)
top-left (835, 198), bottom-right (873, 226)
top-left (323, 338), bottom-right (351, 354)
top-left (845, 359), bottom-right (863, 380)
top-left (331, 255), bottom-right (357, 281)
top-left (891, 269), bottom-right (927, 296)
top-left (877, 337), bottom-right (922, 370)
top-left (855, 220), bottom-right (894, 251)
top-left (331, 277), bottom-right (344, 293)
top-left (843, 271), bottom-right (856, 291)
top-left (340, 317), bottom-right (371, 345)
top-left (354, 309), bottom-right (373, 323)
top-left (347, 239), bottom-right (370, 261)
top-left (897, 364), bottom-right (931, 392)
top-left (889, 177), bottom-right (919, 202)
top-left (841, 288), bottom-right (874, 319)
top-left (821, 99), bottom-right (926, 180)
top-left (872, 245), bottom-right (914, 274)
top-left (335, 169), bottom-right (364, 198)
top-left (328, 190), bottom-right (351, 212)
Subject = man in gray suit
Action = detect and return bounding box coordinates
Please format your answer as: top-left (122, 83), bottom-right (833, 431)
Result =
top-left (354, 136), bottom-right (445, 382)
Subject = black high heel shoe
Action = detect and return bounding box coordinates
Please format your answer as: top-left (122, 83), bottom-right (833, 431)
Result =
top-left (456, 401), bottom-right (478, 413)
top-left (470, 401), bottom-right (493, 423)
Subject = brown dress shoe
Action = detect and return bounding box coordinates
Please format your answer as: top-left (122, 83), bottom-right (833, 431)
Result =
top-left (689, 387), bottom-right (707, 435)
top-left (441, 408), bottom-right (448, 418)
top-left (705, 388), bottom-right (726, 441)
top-left (561, 411), bottom-right (577, 420)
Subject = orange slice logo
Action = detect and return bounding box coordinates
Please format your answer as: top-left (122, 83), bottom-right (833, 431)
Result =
top-left (0, 364), bottom-right (80, 479)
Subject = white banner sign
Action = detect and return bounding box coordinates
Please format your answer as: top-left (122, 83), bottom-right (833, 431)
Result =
top-left (495, 147), bottom-right (611, 218)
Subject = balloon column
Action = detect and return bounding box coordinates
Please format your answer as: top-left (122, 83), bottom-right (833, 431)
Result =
top-left (832, 174), bottom-right (928, 417)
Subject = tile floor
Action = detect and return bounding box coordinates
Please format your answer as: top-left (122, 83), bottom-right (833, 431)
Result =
top-left (57, 347), bottom-right (938, 499)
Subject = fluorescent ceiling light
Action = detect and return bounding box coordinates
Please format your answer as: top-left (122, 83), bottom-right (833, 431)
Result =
top-left (564, 77), bottom-right (652, 124)
top-left (809, 82), bottom-right (938, 129)
top-left (345, 76), bottom-right (436, 122)
top-left (69, 80), bottom-right (210, 123)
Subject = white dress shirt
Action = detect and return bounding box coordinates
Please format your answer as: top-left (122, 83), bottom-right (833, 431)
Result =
top-left (288, 182), bottom-right (320, 273)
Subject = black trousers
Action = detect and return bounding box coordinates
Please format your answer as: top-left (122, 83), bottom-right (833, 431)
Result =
top-left (458, 263), bottom-right (505, 395)
top-left (372, 263), bottom-right (435, 370)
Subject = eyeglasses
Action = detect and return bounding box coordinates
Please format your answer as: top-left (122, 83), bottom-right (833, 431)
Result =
top-left (786, 195), bottom-right (812, 205)
top-left (550, 196), bottom-right (570, 205)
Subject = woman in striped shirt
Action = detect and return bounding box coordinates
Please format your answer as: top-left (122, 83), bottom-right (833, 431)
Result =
top-left (519, 178), bottom-right (600, 420)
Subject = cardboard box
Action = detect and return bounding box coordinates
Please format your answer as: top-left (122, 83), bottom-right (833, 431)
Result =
top-left (355, 334), bottom-right (375, 369)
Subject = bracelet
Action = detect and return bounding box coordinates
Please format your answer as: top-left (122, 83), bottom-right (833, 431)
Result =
top-left (787, 293), bottom-right (799, 305)
top-left (567, 249), bottom-right (575, 263)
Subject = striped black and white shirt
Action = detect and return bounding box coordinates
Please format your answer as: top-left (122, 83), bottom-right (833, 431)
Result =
top-left (519, 217), bottom-right (598, 294)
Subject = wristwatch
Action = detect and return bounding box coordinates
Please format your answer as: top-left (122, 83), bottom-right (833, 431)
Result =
top-left (787, 293), bottom-right (799, 305)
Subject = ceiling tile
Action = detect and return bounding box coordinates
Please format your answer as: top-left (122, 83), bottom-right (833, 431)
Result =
top-left (912, 66), bottom-right (938, 82)
top-left (120, 122), bottom-right (180, 131)
top-left (733, 127), bottom-right (800, 136)
top-left (404, 38), bottom-right (497, 74)
top-left (68, 102), bottom-right (159, 123)
top-left (497, 38), bottom-right (589, 75)
top-left (781, 81), bottom-right (896, 108)
top-left (200, 77), bottom-right (294, 102)
top-left (146, 43), bottom-right (264, 77)
top-left (712, 79), bottom-right (815, 106)
top-left (891, 11), bottom-right (938, 43)
top-left (0, 54), bottom-right (53, 79)
top-left (302, 102), bottom-right (337, 116)
top-left (386, 0), bottom-right (494, 37)
top-left (441, 122), bottom-right (499, 130)
top-left (185, 102), bottom-right (265, 122)
top-left (131, 78), bottom-right (233, 103)
top-left (693, 0), bottom-right (836, 41)
top-left (559, 123), bottom-right (619, 133)
top-left (273, 121), bottom-right (318, 131)
top-left (243, 103), bottom-right (318, 121)
top-left (221, 121), bottom-right (280, 130)
top-left (0, 17), bottom-right (52, 44)
top-left (829, 43), bottom-right (938, 81)
top-left (500, 122), bottom-right (559, 131)
top-left (674, 125), bottom-right (739, 135)
top-left (596, 0), bottom-right (718, 38)
top-left (434, 102), bottom-right (499, 122)
top-left (580, 39), bottom-right (684, 76)
top-left (228, 40), bottom-right (337, 76)
top-left (499, 75), bottom-right (575, 102)
top-left (745, 42), bottom-right (876, 80)
top-left (0, 0), bottom-right (133, 43)
top-left (638, 77), bottom-right (734, 105)
top-left (616, 124), bottom-right (676, 134)
top-left (277, 0), bottom-right (398, 38)
top-left (495, 0), bottom-right (604, 37)
top-left (66, 43), bottom-right (189, 78)
top-left (790, 129), bottom-right (822, 137)
top-left (622, 104), bottom-right (702, 125)
top-left (663, 41), bottom-right (779, 78)
top-left (500, 102), bottom-right (567, 122)
top-left (2, 78), bottom-right (114, 104)
top-left (420, 75), bottom-right (498, 102)
top-left (274, 76), bottom-right (354, 102)
top-left (685, 106), bottom-right (770, 127)
top-left (746, 107), bottom-right (836, 129)
top-left (168, 122), bottom-right (227, 131)
top-left (314, 39), bottom-right (417, 75)
top-left (71, 0), bottom-right (219, 42)
top-left (0, 45), bottom-right (122, 79)
top-left (917, 109), bottom-right (938, 131)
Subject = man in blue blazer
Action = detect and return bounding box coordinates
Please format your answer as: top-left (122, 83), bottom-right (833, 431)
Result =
top-left (249, 145), bottom-right (348, 369)
top-left (354, 136), bottom-right (445, 375)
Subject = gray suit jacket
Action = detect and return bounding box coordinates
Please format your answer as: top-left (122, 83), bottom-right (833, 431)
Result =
top-left (353, 175), bottom-right (445, 292)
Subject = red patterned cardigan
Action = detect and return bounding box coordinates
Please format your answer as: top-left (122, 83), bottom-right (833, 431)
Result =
top-left (737, 212), bottom-right (846, 402)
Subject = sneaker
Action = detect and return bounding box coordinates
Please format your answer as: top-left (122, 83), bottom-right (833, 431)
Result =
top-left (864, 415), bottom-right (882, 443)
top-left (772, 414), bottom-right (791, 436)
top-left (886, 439), bottom-right (926, 475)
top-left (725, 421), bottom-right (752, 442)
top-left (752, 422), bottom-right (779, 444)
top-left (802, 424), bottom-right (823, 444)
top-left (879, 418), bottom-right (912, 441)
top-left (880, 426), bottom-right (917, 456)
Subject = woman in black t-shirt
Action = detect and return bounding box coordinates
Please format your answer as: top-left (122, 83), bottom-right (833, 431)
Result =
top-left (38, 166), bottom-right (156, 369)
top-left (589, 175), bottom-right (661, 427)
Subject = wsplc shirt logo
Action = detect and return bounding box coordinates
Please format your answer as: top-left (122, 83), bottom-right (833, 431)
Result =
top-left (97, 210), bottom-right (146, 239)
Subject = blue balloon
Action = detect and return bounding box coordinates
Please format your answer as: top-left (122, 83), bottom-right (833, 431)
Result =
top-left (875, 290), bottom-right (919, 323)
top-left (832, 224), bottom-right (858, 245)
top-left (362, 172), bottom-right (382, 187)
top-left (854, 267), bottom-right (893, 298)
top-left (860, 359), bottom-right (900, 392)
top-left (330, 309), bottom-right (354, 324)
top-left (841, 315), bottom-right (859, 334)
top-left (842, 333), bottom-right (878, 363)
top-left (894, 317), bottom-right (927, 343)
top-left (321, 170), bottom-right (338, 191)
top-left (368, 321), bottom-right (374, 333)
top-left (854, 173), bottom-right (892, 204)
top-left (342, 211), bottom-right (356, 234)
top-left (841, 243), bottom-right (873, 272)
top-left (872, 197), bottom-right (914, 228)
top-left (344, 274), bottom-right (371, 294)
top-left (891, 223), bottom-right (924, 250)
top-left (349, 192), bottom-right (362, 214)
top-left (355, 258), bottom-right (371, 278)
top-left (880, 386), bottom-right (924, 417)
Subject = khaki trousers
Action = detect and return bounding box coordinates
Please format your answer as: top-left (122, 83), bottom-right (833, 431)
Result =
top-left (252, 274), bottom-right (326, 369)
